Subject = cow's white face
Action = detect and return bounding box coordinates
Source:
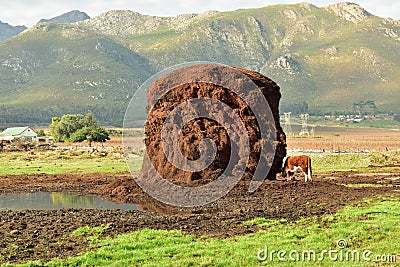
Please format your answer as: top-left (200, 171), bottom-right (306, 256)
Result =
top-left (283, 155), bottom-right (312, 182)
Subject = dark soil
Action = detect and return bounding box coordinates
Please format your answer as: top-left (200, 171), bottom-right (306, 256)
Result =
top-left (1, 172), bottom-right (399, 264)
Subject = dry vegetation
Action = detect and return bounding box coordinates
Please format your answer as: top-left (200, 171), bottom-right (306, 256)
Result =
top-left (287, 127), bottom-right (400, 152)
top-left (79, 127), bottom-right (399, 153)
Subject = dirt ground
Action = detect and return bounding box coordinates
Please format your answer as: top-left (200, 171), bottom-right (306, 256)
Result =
top-left (1, 171), bottom-right (400, 264)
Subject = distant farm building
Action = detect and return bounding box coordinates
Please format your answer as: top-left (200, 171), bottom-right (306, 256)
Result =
top-left (36, 136), bottom-right (54, 143)
top-left (0, 127), bottom-right (38, 142)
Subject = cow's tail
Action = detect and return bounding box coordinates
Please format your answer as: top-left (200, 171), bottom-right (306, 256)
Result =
top-left (282, 157), bottom-right (289, 178)
top-left (308, 157), bottom-right (312, 180)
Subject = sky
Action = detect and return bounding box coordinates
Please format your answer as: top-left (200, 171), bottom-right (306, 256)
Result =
top-left (1, 0), bottom-right (399, 27)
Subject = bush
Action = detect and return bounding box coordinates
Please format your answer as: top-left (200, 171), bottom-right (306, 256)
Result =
top-left (49, 112), bottom-right (109, 146)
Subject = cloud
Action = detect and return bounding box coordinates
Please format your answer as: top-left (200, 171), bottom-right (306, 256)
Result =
top-left (360, 0), bottom-right (400, 19)
top-left (0, 0), bottom-right (398, 27)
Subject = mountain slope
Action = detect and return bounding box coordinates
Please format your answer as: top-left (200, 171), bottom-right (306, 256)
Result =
top-left (38, 10), bottom-right (90, 24)
top-left (0, 21), bottom-right (27, 41)
top-left (0, 23), bottom-right (153, 125)
top-left (0, 3), bottom-right (399, 126)
top-left (79, 2), bottom-right (400, 114)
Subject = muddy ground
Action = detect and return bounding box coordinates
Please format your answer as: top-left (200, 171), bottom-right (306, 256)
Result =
top-left (1, 172), bottom-right (400, 264)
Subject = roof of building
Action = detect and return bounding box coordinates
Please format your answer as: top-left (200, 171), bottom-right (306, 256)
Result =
top-left (0, 126), bottom-right (34, 136)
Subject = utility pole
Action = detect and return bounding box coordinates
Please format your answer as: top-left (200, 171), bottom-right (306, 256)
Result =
top-left (283, 112), bottom-right (293, 137)
top-left (310, 125), bottom-right (316, 138)
top-left (299, 113), bottom-right (310, 137)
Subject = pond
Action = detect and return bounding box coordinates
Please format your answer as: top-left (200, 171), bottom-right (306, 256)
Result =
top-left (0, 192), bottom-right (141, 211)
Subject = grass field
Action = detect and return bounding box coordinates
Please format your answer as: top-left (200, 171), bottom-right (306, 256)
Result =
top-left (1, 127), bottom-right (399, 266)
top-left (0, 149), bottom-right (398, 176)
top-left (8, 196), bottom-right (399, 267)
top-left (311, 152), bottom-right (400, 173)
top-left (0, 150), bottom-right (140, 176)
top-left (1, 126), bottom-right (399, 176)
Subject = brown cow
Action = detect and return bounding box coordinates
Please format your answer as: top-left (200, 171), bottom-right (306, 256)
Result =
top-left (282, 155), bottom-right (312, 182)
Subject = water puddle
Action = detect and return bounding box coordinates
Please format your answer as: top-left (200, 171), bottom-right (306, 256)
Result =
top-left (0, 192), bottom-right (141, 211)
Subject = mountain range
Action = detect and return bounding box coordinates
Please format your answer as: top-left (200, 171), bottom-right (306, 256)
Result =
top-left (0, 21), bottom-right (26, 41)
top-left (38, 10), bottom-right (90, 24)
top-left (0, 2), bottom-right (399, 126)
top-left (0, 10), bottom-right (90, 41)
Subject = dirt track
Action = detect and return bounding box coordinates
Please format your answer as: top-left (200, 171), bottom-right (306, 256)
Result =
top-left (1, 172), bottom-right (399, 264)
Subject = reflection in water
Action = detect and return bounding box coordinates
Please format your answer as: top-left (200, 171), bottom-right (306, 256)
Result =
top-left (0, 192), bottom-right (141, 211)
top-left (51, 192), bottom-right (95, 207)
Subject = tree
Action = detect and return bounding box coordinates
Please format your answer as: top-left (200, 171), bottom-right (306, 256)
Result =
top-left (83, 111), bottom-right (97, 128)
top-left (49, 117), bottom-right (62, 141)
top-left (49, 112), bottom-right (109, 145)
top-left (69, 127), bottom-right (91, 144)
top-left (281, 101), bottom-right (309, 115)
top-left (36, 129), bottom-right (46, 137)
top-left (50, 112), bottom-right (97, 142)
top-left (68, 127), bottom-right (110, 147)
top-left (90, 127), bottom-right (110, 144)
top-left (50, 114), bottom-right (86, 141)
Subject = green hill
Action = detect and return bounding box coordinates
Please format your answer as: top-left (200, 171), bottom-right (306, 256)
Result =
top-left (0, 23), bottom-right (153, 125)
top-left (1, 2), bottom-right (399, 126)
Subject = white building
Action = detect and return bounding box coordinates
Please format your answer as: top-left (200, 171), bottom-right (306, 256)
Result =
top-left (0, 126), bottom-right (38, 142)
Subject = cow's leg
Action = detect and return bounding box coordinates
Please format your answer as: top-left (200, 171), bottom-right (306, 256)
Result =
top-left (286, 170), bottom-right (292, 181)
top-left (303, 171), bottom-right (308, 182)
top-left (302, 168), bottom-right (312, 182)
top-left (301, 167), bottom-right (308, 182)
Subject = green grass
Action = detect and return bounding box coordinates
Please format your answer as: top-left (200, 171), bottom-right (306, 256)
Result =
top-left (1, 151), bottom-right (398, 176)
top-left (70, 225), bottom-right (110, 239)
top-left (8, 196), bottom-right (400, 267)
top-left (311, 152), bottom-right (400, 173)
top-left (0, 150), bottom-right (140, 175)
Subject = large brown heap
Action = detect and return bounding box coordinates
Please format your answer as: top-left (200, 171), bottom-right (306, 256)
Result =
top-left (141, 64), bottom-right (286, 187)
